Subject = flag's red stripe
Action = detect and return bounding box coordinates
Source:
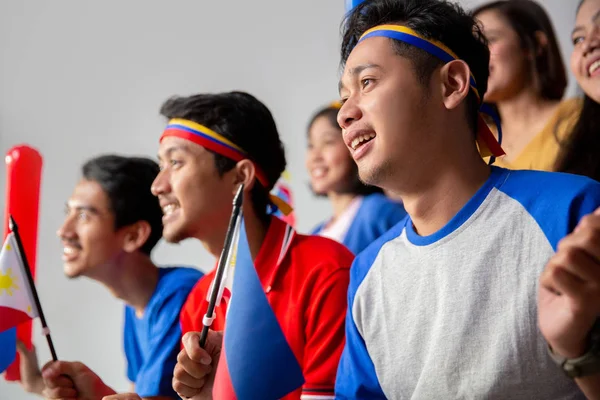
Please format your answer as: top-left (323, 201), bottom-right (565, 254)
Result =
top-left (213, 346), bottom-right (237, 399)
top-left (0, 306), bottom-right (31, 333)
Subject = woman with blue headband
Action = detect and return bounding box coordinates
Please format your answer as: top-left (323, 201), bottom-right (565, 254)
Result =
top-left (306, 102), bottom-right (406, 255)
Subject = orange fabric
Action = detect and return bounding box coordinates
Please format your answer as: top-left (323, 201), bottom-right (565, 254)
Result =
top-left (489, 98), bottom-right (582, 171)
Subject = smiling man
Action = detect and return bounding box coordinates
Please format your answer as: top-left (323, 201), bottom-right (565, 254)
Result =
top-left (335, 0), bottom-right (600, 399)
top-left (33, 155), bottom-right (202, 400)
top-left (152, 91), bottom-right (353, 400)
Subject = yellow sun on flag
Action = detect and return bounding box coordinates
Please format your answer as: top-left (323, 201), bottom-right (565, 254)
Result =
top-left (0, 268), bottom-right (19, 296)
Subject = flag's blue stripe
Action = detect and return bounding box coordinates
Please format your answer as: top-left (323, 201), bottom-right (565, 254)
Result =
top-left (0, 328), bottom-right (16, 373)
top-left (225, 222), bottom-right (304, 399)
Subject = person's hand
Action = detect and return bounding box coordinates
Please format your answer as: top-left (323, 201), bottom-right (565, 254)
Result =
top-left (102, 394), bottom-right (141, 400)
top-left (41, 360), bottom-right (115, 400)
top-left (16, 340), bottom-right (45, 395)
top-left (539, 208), bottom-right (600, 358)
top-left (172, 330), bottom-right (223, 400)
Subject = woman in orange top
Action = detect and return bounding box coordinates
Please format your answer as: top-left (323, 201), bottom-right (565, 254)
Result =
top-left (474, 0), bottom-right (581, 171)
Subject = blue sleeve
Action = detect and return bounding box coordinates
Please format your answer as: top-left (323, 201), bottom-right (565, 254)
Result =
top-left (344, 194), bottom-right (407, 255)
top-left (499, 171), bottom-right (600, 249)
top-left (133, 291), bottom-right (189, 398)
top-left (335, 223), bottom-right (406, 399)
top-left (335, 298), bottom-right (386, 399)
top-left (123, 307), bottom-right (139, 384)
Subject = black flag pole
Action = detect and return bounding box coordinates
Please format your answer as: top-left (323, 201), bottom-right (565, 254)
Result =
top-left (199, 184), bottom-right (244, 348)
top-left (9, 215), bottom-right (58, 361)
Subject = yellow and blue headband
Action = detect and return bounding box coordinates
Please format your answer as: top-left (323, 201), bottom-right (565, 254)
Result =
top-left (358, 25), bottom-right (505, 161)
top-left (160, 118), bottom-right (293, 215)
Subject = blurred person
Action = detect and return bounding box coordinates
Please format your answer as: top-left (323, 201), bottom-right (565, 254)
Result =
top-left (306, 102), bottom-right (406, 255)
top-left (19, 155), bottom-right (202, 400)
top-left (555, 0), bottom-right (600, 182)
top-left (474, 0), bottom-right (581, 171)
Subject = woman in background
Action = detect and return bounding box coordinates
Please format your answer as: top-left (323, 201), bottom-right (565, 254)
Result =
top-left (474, 0), bottom-right (581, 171)
top-left (305, 103), bottom-right (406, 255)
top-left (555, 0), bottom-right (600, 181)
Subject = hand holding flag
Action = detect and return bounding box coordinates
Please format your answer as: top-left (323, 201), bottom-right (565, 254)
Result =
top-left (172, 330), bottom-right (223, 399)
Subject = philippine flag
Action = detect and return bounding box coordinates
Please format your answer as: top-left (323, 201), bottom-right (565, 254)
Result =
top-left (0, 233), bottom-right (38, 333)
top-left (212, 221), bottom-right (304, 399)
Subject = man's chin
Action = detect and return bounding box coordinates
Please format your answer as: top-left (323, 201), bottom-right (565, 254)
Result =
top-left (63, 264), bottom-right (82, 279)
top-left (163, 226), bottom-right (190, 244)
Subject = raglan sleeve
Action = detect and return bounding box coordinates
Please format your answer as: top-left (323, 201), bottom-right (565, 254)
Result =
top-left (335, 255), bottom-right (387, 399)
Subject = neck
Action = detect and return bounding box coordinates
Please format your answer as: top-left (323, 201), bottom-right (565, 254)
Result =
top-left (95, 252), bottom-right (159, 316)
top-left (497, 87), bottom-right (554, 127)
top-left (327, 192), bottom-right (358, 220)
top-left (389, 125), bottom-right (491, 236)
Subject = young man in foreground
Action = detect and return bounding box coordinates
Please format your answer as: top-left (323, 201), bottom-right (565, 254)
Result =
top-left (334, 0), bottom-right (600, 398)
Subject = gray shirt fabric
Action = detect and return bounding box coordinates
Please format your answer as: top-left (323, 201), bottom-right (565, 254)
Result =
top-left (335, 168), bottom-right (600, 399)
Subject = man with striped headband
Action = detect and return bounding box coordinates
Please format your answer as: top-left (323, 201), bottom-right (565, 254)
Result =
top-left (152, 92), bottom-right (353, 400)
top-left (335, 0), bottom-right (600, 399)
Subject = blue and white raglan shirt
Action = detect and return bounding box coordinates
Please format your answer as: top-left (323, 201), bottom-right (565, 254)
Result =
top-left (313, 193), bottom-right (406, 255)
top-left (335, 167), bottom-right (600, 400)
top-left (124, 266), bottom-right (202, 398)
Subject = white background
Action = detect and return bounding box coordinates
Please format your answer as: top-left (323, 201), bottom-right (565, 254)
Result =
top-left (0, 1), bottom-right (580, 398)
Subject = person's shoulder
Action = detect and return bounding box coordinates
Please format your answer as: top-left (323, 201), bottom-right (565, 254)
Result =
top-left (180, 269), bottom-right (214, 305)
top-left (353, 217), bottom-right (407, 266)
top-left (557, 97), bottom-right (583, 114)
top-left (497, 168), bottom-right (600, 245)
top-left (499, 168), bottom-right (600, 203)
top-left (554, 97), bottom-right (583, 140)
top-left (157, 266), bottom-right (204, 293)
top-left (294, 233), bottom-right (354, 260)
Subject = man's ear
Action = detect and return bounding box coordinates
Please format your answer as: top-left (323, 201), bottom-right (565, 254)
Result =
top-left (122, 221), bottom-right (152, 253)
top-left (439, 60), bottom-right (472, 111)
top-left (231, 159), bottom-right (257, 196)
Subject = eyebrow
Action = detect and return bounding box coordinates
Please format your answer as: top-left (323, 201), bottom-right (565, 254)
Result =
top-left (572, 9), bottom-right (600, 35)
top-left (338, 63), bottom-right (382, 93)
top-left (157, 144), bottom-right (192, 161)
top-left (65, 203), bottom-right (100, 215)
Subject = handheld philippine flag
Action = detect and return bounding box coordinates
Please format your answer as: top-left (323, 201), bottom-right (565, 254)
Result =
top-left (0, 216), bottom-right (58, 364)
top-left (0, 232), bottom-right (39, 333)
top-left (212, 220), bottom-right (304, 400)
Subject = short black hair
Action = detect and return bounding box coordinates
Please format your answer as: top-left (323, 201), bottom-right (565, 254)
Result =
top-left (82, 155), bottom-right (163, 255)
top-left (340, 0), bottom-right (490, 134)
top-left (307, 105), bottom-right (383, 196)
top-left (160, 92), bottom-right (286, 221)
top-left (473, 0), bottom-right (567, 101)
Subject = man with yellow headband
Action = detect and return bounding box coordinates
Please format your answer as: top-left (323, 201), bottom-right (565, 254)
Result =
top-left (153, 92), bottom-right (352, 400)
top-left (335, 0), bottom-right (600, 399)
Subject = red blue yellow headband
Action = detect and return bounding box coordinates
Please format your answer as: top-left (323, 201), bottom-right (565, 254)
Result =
top-left (160, 118), bottom-right (293, 215)
top-left (358, 24), bottom-right (505, 161)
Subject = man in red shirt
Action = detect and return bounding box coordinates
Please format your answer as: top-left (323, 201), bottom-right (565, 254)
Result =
top-left (151, 92), bottom-right (353, 400)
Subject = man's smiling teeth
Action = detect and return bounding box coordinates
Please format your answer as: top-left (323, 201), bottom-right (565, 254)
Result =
top-left (63, 247), bottom-right (77, 255)
top-left (163, 204), bottom-right (178, 215)
top-left (351, 133), bottom-right (375, 150)
top-left (589, 60), bottom-right (600, 76)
